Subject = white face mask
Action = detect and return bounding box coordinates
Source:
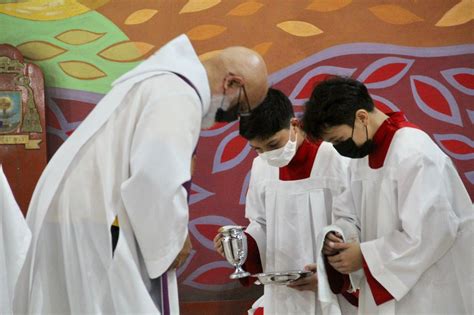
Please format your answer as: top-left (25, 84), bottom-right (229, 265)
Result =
top-left (201, 94), bottom-right (232, 129)
top-left (258, 128), bottom-right (298, 168)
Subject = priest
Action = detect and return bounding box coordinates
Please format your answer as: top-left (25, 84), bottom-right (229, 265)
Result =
top-left (13, 34), bottom-right (268, 314)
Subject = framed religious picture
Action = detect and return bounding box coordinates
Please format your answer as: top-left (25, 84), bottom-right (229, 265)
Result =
top-left (0, 44), bottom-right (47, 215)
top-left (0, 91), bottom-right (22, 133)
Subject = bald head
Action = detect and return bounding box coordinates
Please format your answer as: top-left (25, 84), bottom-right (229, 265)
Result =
top-left (219, 47), bottom-right (268, 108)
top-left (203, 46), bottom-right (268, 109)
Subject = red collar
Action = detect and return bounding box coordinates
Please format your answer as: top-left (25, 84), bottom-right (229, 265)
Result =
top-left (279, 139), bottom-right (321, 180)
top-left (369, 112), bottom-right (419, 169)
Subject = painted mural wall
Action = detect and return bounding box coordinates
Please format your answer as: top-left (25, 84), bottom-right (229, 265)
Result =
top-left (1, 0), bottom-right (473, 308)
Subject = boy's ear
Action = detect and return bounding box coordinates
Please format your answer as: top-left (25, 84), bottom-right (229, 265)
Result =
top-left (290, 117), bottom-right (300, 126)
top-left (355, 109), bottom-right (369, 126)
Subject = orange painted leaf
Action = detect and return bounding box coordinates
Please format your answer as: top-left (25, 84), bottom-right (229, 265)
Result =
top-left (124, 9), bottom-right (158, 25)
top-left (277, 21), bottom-right (323, 37)
top-left (306, 0), bottom-right (352, 12)
top-left (187, 24), bottom-right (227, 40)
top-left (436, 0), bottom-right (473, 27)
top-left (180, 0), bottom-right (221, 14)
top-left (252, 42), bottom-right (272, 56)
top-left (369, 5), bottom-right (423, 25)
top-left (227, 1), bottom-right (264, 16)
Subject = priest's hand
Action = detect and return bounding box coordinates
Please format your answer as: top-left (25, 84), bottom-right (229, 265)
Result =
top-left (213, 233), bottom-right (225, 258)
top-left (323, 232), bottom-right (343, 256)
top-left (169, 234), bottom-right (193, 270)
top-left (326, 242), bottom-right (363, 274)
top-left (287, 264), bottom-right (318, 292)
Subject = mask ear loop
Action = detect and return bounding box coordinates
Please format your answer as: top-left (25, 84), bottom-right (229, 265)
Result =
top-left (236, 87), bottom-right (242, 114)
top-left (219, 89), bottom-right (227, 109)
top-left (365, 124), bottom-right (369, 142)
top-left (288, 123), bottom-right (296, 143)
top-left (351, 118), bottom-right (356, 139)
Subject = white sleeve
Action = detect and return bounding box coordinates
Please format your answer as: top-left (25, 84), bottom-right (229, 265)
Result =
top-left (323, 146), bottom-right (364, 291)
top-left (244, 159), bottom-right (267, 267)
top-left (360, 155), bottom-right (462, 300)
top-left (332, 188), bottom-right (360, 242)
top-left (314, 142), bottom-right (360, 240)
top-left (328, 148), bottom-right (360, 242)
top-left (120, 75), bottom-right (201, 279)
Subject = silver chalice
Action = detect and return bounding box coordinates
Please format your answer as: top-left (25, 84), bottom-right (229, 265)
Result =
top-left (219, 225), bottom-right (250, 279)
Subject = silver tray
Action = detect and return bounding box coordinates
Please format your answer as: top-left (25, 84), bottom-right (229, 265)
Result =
top-left (251, 270), bottom-right (313, 285)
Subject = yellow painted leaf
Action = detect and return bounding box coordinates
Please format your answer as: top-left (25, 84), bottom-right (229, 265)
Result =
top-left (369, 5), bottom-right (424, 25)
top-left (180, 0), bottom-right (221, 14)
top-left (436, 0), bottom-right (473, 27)
top-left (98, 41), bottom-right (154, 62)
top-left (227, 1), bottom-right (264, 16)
top-left (199, 49), bottom-right (222, 61)
top-left (252, 42), bottom-right (272, 56)
top-left (124, 8), bottom-right (158, 25)
top-left (0, 0), bottom-right (90, 21)
top-left (276, 21), bottom-right (323, 37)
top-left (17, 41), bottom-right (66, 61)
top-left (187, 24), bottom-right (227, 40)
top-left (132, 42), bottom-right (155, 56)
top-left (306, 0), bottom-right (352, 12)
top-left (77, 0), bottom-right (111, 10)
top-left (55, 29), bottom-right (105, 45)
top-left (59, 60), bottom-right (106, 80)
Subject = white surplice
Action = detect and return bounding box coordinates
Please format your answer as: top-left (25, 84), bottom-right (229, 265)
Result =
top-left (245, 142), bottom-right (355, 315)
top-left (13, 34), bottom-right (210, 314)
top-left (0, 165), bottom-right (31, 314)
top-left (331, 127), bottom-right (474, 315)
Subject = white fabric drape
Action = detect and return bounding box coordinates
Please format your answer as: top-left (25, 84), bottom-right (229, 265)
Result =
top-left (13, 34), bottom-right (210, 314)
top-left (0, 165), bottom-right (31, 314)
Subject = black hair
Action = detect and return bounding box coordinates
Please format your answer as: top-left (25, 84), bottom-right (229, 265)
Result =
top-left (301, 76), bottom-right (374, 140)
top-left (239, 88), bottom-right (294, 140)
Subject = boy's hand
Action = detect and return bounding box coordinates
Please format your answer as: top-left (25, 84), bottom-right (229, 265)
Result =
top-left (169, 234), bottom-right (192, 269)
top-left (326, 242), bottom-right (363, 274)
top-left (213, 233), bottom-right (225, 258)
top-left (287, 264), bottom-right (318, 292)
top-left (323, 232), bottom-right (343, 256)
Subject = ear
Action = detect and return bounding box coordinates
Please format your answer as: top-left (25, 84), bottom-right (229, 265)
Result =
top-left (290, 118), bottom-right (301, 129)
top-left (223, 73), bottom-right (244, 91)
top-left (355, 109), bottom-right (369, 126)
top-left (292, 121), bottom-right (305, 142)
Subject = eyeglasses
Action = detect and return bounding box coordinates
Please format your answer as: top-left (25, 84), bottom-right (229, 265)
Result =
top-left (237, 85), bottom-right (252, 117)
